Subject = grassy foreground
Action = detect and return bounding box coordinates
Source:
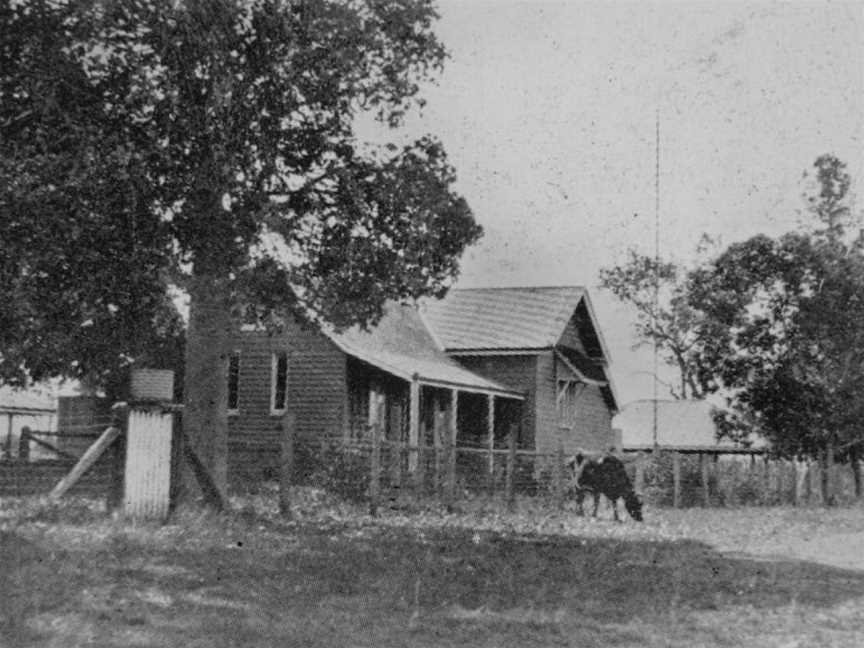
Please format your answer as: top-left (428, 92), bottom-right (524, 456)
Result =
top-left (3, 492), bottom-right (864, 647)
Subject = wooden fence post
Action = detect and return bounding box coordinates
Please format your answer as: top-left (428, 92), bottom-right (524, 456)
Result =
top-left (446, 390), bottom-right (458, 510)
top-left (634, 453), bottom-right (645, 494)
top-left (369, 421), bottom-right (381, 517)
top-left (412, 444), bottom-right (424, 493)
top-left (714, 454), bottom-right (729, 506)
top-left (392, 436), bottom-right (404, 490)
top-left (19, 426), bottom-right (30, 462)
top-left (169, 409), bottom-right (185, 511)
top-left (793, 460), bottom-right (804, 506)
top-left (553, 441), bottom-right (565, 510)
top-left (672, 451), bottom-right (681, 509)
top-left (49, 426), bottom-right (121, 501)
top-left (1, 413), bottom-right (10, 459)
top-left (433, 409), bottom-right (443, 498)
top-left (486, 396), bottom-right (495, 494)
top-left (700, 452), bottom-right (710, 507)
top-left (777, 459), bottom-right (786, 505)
top-left (852, 448), bottom-right (863, 500)
top-left (279, 413), bottom-right (296, 517)
top-left (107, 403), bottom-right (128, 513)
top-left (408, 380), bottom-right (420, 475)
top-left (822, 444), bottom-right (835, 506)
top-left (444, 431), bottom-right (455, 511)
top-left (806, 459), bottom-right (816, 504)
top-left (506, 423), bottom-right (517, 511)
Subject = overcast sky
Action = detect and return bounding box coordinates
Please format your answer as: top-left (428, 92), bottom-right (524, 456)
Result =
top-left (362, 0), bottom-right (864, 406)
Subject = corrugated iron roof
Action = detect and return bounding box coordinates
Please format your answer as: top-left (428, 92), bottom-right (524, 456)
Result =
top-left (325, 302), bottom-right (524, 399)
top-left (0, 386), bottom-right (57, 413)
top-left (423, 286), bottom-right (587, 351)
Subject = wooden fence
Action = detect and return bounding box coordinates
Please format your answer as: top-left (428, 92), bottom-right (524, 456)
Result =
top-left (282, 418), bottom-right (558, 513)
top-left (627, 447), bottom-right (864, 507)
top-left (0, 425), bottom-right (119, 498)
top-left (277, 416), bottom-right (864, 511)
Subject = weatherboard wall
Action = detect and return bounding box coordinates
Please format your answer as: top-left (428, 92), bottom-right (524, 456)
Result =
top-left (535, 351), bottom-right (613, 455)
top-left (452, 354), bottom-right (536, 448)
top-left (228, 321), bottom-right (347, 487)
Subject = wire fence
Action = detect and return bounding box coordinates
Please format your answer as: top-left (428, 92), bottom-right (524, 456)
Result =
top-left (281, 426), bottom-right (864, 512)
top-left (289, 435), bottom-right (568, 506)
top-left (9, 417), bottom-right (860, 511)
top-left (0, 422), bottom-right (117, 497)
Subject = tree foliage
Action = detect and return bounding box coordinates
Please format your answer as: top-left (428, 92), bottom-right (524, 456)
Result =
top-left (695, 156), bottom-right (864, 462)
top-left (600, 155), bottom-right (864, 468)
top-left (598, 249), bottom-right (720, 399)
top-left (1, 0), bottom-right (482, 497)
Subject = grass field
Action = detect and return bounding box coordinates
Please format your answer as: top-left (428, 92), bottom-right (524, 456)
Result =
top-left (3, 491), bottom-right (864, 647)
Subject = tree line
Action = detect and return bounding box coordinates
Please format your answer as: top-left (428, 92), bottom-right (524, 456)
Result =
top-left (601, 154), bottom-right (864, 501)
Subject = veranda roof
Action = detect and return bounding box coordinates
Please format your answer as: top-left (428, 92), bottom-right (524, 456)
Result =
top-left (325, 302), bottom-right (524, 400)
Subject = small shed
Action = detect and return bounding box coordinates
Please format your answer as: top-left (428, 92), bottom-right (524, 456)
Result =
top-left (0, 387), bottom-right (57, 460)
top-left (615, 399), bottom-right (763, 452)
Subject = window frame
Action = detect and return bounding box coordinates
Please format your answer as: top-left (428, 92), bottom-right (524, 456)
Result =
top-left (556, 379), bottom-right (581, 428)
top-left (270, 351), bottom-right (289, 415)
top-left (227, 351), bottom-right (241, 415)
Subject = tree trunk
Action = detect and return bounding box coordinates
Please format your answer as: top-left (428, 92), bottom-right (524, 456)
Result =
top-left (181, 271), bottom-right (234, 505)
top-left (820, 442), bottom-right (835, 507)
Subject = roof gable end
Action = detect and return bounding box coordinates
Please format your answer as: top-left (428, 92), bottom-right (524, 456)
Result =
top-left (423, 286), bottom-right (611, 362)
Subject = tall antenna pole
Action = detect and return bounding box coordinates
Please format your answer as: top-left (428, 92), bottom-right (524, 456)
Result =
top-left (652, 108), bottom-right (660, 450)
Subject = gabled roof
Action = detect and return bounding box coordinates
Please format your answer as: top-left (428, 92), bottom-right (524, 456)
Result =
top-left (555, 347), bottom-right (618, 412)
top-left (325, 302), bottom-right (524, 399)
top-left (615, 399), bottom-right (762, 449)
top-left (422, 286), bottom-right (611, 361)
top-left (557, 346), bottom-right (607, 384)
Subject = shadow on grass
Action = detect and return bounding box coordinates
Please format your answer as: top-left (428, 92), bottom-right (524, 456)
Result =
top-left (4, 520), bottom-right (864, 647)
top-left (280, 524), bottom-right (864, 615)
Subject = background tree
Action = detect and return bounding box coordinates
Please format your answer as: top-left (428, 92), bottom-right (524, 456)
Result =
top-left (690, 155), bottom-right (864, 502)
top-left (1, 0), bottom-right (482, 501)
top-left (599, 247), bottom-right (721, 400)
top-left (600, 155), bottom-right (864, 503)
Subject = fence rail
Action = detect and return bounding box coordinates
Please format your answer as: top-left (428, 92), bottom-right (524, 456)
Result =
top-left (0, 457), bottom-right (113, 497)
top-left (0, 423), bottom-right (118, 498)
top-left (276, 422), bottom-right (864, 512)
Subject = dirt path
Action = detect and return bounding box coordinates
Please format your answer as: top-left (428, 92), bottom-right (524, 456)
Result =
top-left (770, 530), bottom-right (864, 571)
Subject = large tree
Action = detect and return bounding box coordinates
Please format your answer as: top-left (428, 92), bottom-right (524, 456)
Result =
top-left (1, 1), bottom-right (482, 500)
top-left (692, 156), bottom-right (864, 499)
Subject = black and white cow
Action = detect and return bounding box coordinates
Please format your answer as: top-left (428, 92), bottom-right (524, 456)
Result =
top-left (568, 452), bottom-right (643, 522)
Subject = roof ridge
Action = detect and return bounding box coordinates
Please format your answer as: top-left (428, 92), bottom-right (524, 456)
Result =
top-left (451, 285), bottom-right (586, 292)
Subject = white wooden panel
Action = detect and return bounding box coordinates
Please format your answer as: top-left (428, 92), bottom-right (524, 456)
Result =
top-left (124, 410), bottom-right (173, 519)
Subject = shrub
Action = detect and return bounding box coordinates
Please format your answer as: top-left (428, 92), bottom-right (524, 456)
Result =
top-left (292, 438), bottom-right (371, 503)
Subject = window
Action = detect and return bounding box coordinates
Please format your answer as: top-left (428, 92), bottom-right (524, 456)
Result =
top-left (367, 382), bottom-right (386, 431)
top-left (556, 380), bottom-right (581, 427)
top-left (227, 352), bottom-right (240, 413)
top-left (271, 352), bottom-right (288, 414)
